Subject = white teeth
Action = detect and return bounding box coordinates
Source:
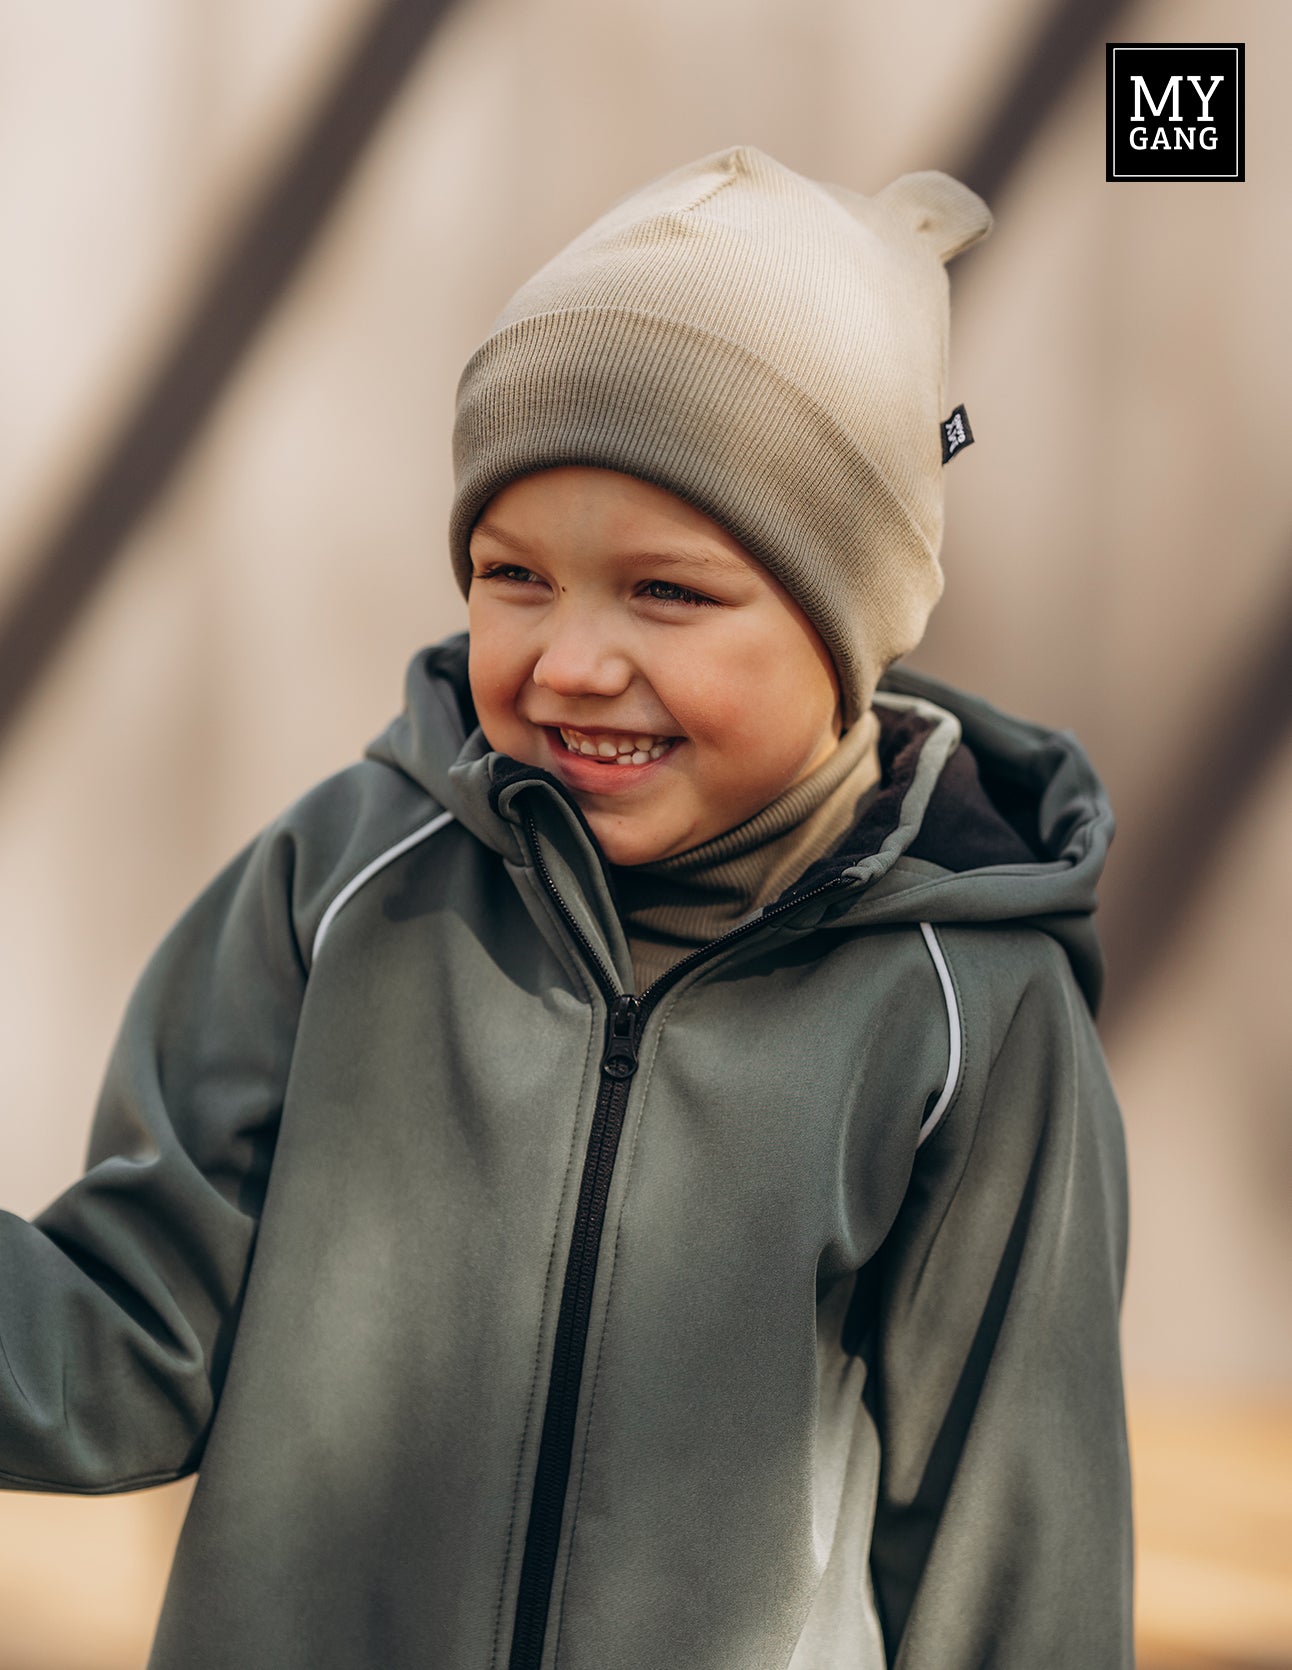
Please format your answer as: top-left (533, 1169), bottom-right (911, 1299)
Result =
top-left (558, 725), bottom-right (675, 762)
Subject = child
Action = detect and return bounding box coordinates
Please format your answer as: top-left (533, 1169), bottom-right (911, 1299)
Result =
top-left (0, 145), bottom-right (1133, 1668)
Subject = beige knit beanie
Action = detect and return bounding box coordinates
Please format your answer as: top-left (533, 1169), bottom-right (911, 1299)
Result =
top-left (449, 144), bottom-right (991, 727)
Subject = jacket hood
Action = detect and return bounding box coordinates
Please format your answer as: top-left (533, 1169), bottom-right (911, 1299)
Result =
top-left (365, 634), bottom-right (1114, 1015)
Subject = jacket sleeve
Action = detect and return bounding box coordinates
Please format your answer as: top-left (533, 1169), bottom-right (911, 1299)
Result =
top-left (866, 931), bottom-right (1134, 1668)
top-left (0, 817), bottom-right (307, 1494)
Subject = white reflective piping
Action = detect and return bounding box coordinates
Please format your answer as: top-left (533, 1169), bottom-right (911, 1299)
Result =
top-left (917, 921), bottom-right (961, 1147)
top-left (311, 810), bottom-right (456, 964)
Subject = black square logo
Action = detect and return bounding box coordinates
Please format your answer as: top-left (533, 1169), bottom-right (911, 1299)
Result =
top-left (1106, 44), bottom-right (1244, 181)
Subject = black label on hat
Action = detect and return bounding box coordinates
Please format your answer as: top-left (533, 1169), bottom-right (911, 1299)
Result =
top-left (941, 404), bottom-right (974, 463)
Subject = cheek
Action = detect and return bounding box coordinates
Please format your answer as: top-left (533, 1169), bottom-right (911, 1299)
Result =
top-left (467, 609), bottom-right (528, 732)
top-left (678, 660), bottom-right (800, 759)
top-left (673, 640), bottom-right (835, 792)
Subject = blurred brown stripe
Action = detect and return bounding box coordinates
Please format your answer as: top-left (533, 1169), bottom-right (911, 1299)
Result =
top-left (0, 0), bottom-right (458, 744)
top-left (954, 0), bottom-right (1135, 206)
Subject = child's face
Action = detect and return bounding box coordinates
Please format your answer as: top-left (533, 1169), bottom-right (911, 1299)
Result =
top-left (466, 466), bottom-right (842, 866)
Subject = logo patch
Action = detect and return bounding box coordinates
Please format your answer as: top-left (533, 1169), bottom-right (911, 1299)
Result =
top-left (941, 404), bottom-right (974, 464)
top-left (1106, 43), bottom-right (1244, 181)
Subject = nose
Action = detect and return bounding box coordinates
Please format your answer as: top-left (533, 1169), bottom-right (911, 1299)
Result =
top-left (531, 603), bottom-right (634, 699)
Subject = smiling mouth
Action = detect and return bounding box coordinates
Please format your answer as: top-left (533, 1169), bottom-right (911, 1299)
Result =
top-left (554, 725), bottom-right (678, 764)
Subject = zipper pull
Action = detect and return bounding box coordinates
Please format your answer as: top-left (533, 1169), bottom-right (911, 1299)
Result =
top-left (601, 994), bottom-right (641, 1081)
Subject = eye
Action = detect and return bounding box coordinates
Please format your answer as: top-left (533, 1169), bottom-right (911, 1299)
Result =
top-left (641, 579), bottom-right (719, 607)
top-left (472, 563), bottom-right (543, 587)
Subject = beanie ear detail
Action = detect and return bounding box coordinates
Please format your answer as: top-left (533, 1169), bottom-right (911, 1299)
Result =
top-left (876, 171), bottom-right (993, 263)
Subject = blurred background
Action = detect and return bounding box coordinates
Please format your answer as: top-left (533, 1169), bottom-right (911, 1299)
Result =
top-left (0, 0), bottom-right (1288, 1664)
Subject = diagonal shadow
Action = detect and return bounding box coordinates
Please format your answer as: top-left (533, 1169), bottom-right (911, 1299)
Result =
top-left (953, 0), bottom-right (1134, 206)
top-left (0, 0), bottom-right (459, 745)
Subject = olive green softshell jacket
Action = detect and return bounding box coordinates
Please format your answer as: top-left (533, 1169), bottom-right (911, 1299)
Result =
top-left (0, 633), bottom-right (1133, 1669)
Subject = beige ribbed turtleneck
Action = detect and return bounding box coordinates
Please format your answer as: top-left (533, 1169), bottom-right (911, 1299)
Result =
top-left (609, 707), bottom-right (883, 991)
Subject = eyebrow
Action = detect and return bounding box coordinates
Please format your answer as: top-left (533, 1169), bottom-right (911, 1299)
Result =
top-left (470, 519), bottom-right (530, 555)
top-left (470, 519), bottom-right (751, 575)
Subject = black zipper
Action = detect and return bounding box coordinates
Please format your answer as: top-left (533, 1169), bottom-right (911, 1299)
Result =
top-left (507, 809), bottom-right (851, 1670)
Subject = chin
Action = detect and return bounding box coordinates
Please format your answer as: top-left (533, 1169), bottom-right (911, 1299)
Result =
top-left (586, 816), bottom-right (671, 868)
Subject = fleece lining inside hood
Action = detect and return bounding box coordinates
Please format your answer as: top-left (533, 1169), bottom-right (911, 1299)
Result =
top-left (789, 701), bottom-right (1041, 896)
